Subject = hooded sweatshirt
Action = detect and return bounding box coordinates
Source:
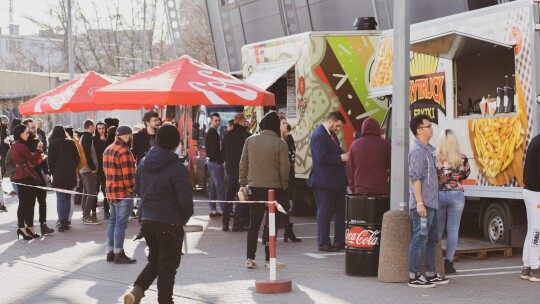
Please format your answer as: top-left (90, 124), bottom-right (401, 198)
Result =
top-left (135, 145), bottom-right (194, 226)
top-left (239, 112), bottom-right (290, 189)
top-left (346, 117), bottom-right (391, 194)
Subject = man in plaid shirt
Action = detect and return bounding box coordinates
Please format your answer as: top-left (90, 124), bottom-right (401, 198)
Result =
top-left (103, 125), bottom-right (137, 264)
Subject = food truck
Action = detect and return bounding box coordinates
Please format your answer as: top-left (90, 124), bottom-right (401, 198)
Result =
top-left (368, 0), bottom-right (540, 246)
top-left (242, 31), bottom-right (388, 215)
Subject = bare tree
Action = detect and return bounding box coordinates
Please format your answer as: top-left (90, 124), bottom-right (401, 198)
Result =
top-left (23, 0), bottom-right (176, 76)
top-left (177, 0), bottom-right (216, 67)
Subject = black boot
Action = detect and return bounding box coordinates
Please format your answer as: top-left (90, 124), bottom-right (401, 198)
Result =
top-left (58, 221), bottom-right (65, 233)
top-left (40, 223), bottom-right (54, 235)
top-left (444, 259), bottom-right (456, 274)
top-left (284, 223), bottom-right (301, 242)
top-left (62, 220), bottom-right (70, 231)
top-left (114, 249), bottom-right (137, 264)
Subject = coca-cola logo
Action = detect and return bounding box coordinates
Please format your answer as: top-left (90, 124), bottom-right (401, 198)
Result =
top-left (346, 226), bottom-right (380, 249)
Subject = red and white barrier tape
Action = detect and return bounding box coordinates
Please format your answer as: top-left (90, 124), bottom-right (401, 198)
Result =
top-left (3, 181), bottom-right (287, 213)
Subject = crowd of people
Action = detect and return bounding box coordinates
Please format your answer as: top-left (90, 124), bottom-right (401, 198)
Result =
top-left (0, 108), bottom-right (489, 299)
top-left (0, 110), bottom-right (196, 303)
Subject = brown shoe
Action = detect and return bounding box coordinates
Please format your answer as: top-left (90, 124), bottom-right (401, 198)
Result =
top-left (123, 285), bottom-right (144, 304)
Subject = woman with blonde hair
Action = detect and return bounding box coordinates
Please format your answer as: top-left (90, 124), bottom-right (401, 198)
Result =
top-left (435, 129), bottom-right (470, 274)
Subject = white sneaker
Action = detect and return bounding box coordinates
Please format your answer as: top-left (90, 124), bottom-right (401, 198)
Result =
top-left (408, 275), bottom-right (435, 288)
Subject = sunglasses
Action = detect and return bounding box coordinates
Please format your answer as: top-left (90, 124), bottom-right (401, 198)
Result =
top-left (418, 124), bottom-right (432, 129)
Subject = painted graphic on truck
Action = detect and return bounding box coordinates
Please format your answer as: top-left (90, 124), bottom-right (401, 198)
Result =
top-left (243, 34), bottom-right (387, 177)
top-left (369, 5), bottom-right (533, 189)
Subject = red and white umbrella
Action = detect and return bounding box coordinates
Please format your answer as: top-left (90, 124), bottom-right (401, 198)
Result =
top-left (19, 71), bottom-right (146, 115)
top-left (93, 55), bottom-right (275, 106)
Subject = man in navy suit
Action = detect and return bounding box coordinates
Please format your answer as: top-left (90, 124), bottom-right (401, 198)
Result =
top-left (308, 111), bottom-right (348, 252)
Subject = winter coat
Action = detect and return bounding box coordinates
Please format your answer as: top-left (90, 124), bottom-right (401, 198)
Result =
top-left (135, 145), bottom-right (194, 226)
top-left (48, 138), bottom-right (80, 190)
top-left (222, 124), bottom-right (250, 176)
top-left (346, 117), bottom-right (391, 194)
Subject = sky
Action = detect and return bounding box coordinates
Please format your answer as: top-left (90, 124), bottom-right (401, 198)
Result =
top-left (0, 0), bottom-right (141, 35)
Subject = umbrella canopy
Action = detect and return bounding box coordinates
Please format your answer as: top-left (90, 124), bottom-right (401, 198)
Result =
top-left (93, 55), bottom-right (275, 106)
top-left (19, 71), bottom-right (146, 115)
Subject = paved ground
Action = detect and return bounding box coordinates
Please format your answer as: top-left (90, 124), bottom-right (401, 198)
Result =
top-left (0, 186), bottom-right (538, 303)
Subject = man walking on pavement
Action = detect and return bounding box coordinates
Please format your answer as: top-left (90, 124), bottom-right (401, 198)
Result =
top-left (23, 119), bottom-right (54, 235)
top-left (308, 111), bottom-right (348, 252)
top-left (239, 111), bottom-right (289, 269)
top-left (407, 114), bottom-right (448, 288)
top-left (205, 112), bottom-right (226, 217)
top-left (123, 124), bottom-right (193, 304)
top-left (222, 113), bottom-right (251, 231)
top-left (346, 117), bottom-right (391, 195)
top-left (104, 126), bottom-right (137, 264)
top-left (80, 119), bottom-right (100, 225)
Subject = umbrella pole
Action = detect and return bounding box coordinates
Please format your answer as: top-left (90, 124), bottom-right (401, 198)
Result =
top-left (183, 105), bottom-right (188, 157)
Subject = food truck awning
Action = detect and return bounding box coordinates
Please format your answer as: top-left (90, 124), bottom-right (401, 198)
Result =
top-left (410, 31), bottom-right (513, 60)
top-left (243, 59), bottom-right (296, 90)
top-left (368, 31), bottom-right (513, 98)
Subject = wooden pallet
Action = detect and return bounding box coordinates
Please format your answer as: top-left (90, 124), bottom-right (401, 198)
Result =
top-left (441, 237), bottom-right (513, 261)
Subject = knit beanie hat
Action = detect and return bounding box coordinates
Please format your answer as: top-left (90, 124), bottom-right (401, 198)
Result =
top-left (156, 124), bottom-right (180, 149)
top-left (0, 115), bottom-right (8, 123)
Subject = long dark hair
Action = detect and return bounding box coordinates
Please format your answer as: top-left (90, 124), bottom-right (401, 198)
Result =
top-left (49, 125), bottom-right (67, 142)
top-left (13, 124), bottom-right (28, 142)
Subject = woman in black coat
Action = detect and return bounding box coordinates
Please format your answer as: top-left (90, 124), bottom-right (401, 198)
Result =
top-left (48, 125), bottom-right (80, 232)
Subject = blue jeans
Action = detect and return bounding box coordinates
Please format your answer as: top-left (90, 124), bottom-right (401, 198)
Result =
top-left (106, 196), bottom-right (134, 253)
top-left (56, 192), bottom-right (71, 221)
top-left (207, 161), bottom-right (225, 212)
top-left (409, 206), bottom-right (440, 278)
top-left (438, 191), bottom-right (465, 262)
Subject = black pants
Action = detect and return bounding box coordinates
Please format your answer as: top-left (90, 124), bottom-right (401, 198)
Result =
top-left (36, 188), bottom-right (47, 224)
top-left (222, 174), bottom-right (244, 229)
top-left (246, 187), bottom-right (282, 261)
top-left (134, 221), bottom-right (184, 304)
top-left (95, 172), bottom-right (109, 214)
top-left (16, 177), bottom-right (38, 228)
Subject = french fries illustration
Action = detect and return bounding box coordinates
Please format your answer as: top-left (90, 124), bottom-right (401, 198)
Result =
top-left (471, 112), bottom-right (525, 178)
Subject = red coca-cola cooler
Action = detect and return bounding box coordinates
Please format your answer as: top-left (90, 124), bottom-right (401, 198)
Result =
top-left (345, 195), bottom-right (389, 276)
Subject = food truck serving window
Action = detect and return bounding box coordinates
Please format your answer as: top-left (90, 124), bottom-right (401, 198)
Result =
top-left (410, 31), bottom-right (515, 118)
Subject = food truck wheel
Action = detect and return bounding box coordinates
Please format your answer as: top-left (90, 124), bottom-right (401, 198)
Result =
top-left (483, 203), bottom-right (510, 245)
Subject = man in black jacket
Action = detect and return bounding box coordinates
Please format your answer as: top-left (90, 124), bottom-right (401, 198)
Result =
top-left (222, 114), bottom-right (250, 231)
top-left (124, 124), bottom-right (194, 304)
top-left (23, 119), bottom-right (54, 234)
top-left (132, 110), bottom-right (160, 165)
top-left (205, 112), bottom-right (226, 217)
top-left (80, 119), bottom-right (100, 225)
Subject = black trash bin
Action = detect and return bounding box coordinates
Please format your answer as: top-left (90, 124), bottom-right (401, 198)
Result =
top-left (345, 195), bottom-right (390, 276)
